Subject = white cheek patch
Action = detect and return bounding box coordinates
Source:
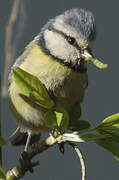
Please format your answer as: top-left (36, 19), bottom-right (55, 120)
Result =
top-left (44, 29), bottom-right (79, 63)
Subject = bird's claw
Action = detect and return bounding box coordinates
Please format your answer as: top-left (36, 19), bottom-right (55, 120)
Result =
top-left (19, 151), bottom-right (34, 173)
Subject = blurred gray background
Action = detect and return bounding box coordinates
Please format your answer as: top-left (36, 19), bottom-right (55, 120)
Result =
top-left (1, 0), bottom-right (119, 179)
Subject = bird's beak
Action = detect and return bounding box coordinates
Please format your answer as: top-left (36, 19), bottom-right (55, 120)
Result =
top-left (83, 49), bottom-right (108, 69)
top-left (83, 49), bottom-right (94, 62)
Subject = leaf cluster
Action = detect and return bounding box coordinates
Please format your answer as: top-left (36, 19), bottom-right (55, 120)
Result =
top-left (12, 67), bottom-right (119, 162)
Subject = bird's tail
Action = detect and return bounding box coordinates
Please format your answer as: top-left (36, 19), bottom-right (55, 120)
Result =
top-left (9, 127), bottom-right (41, 146)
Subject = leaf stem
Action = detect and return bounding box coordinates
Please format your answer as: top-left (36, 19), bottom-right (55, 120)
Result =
top-left (73, 128), bottom-right (96, 135)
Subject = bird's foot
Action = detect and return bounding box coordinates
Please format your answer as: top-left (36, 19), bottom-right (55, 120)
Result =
top-left (19, 151), bottom-right (34, 173)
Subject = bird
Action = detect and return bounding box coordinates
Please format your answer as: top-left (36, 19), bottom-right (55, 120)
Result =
top-left (8, 8), bottom-right (96, 152)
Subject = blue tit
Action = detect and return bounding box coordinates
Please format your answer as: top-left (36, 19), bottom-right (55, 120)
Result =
top-left (9, 8), bottom-right (96, 151)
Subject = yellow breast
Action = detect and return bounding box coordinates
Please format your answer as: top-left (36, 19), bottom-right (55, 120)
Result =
top-left (18, 44), bottom-right (87, 108)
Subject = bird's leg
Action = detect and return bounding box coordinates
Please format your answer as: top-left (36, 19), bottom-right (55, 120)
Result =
top-left (19, 133), bottom-right (34, 173)
top-left (24, 132), bottom-right (32, 152)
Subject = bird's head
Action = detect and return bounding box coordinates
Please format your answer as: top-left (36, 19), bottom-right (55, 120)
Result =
top-left (35, 8), bottom-right (96, 73)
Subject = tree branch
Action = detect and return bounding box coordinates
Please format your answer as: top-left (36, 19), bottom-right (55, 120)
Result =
top-left (6, 135), bottom-right (57, 180)
top-left (6, 133), bottom-right (86, 180)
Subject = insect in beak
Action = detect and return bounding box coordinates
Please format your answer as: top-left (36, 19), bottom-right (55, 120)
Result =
top-left (83, 49), bottom-right (108, 69)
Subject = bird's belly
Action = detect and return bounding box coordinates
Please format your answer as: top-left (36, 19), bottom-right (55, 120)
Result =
top-left (9, 70), bottom-right (87, 134)
top-left (9, 81), bottom-right (50, 134)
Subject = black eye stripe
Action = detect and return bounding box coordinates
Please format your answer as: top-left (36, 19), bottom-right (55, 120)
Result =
top-left (64, 35), bottom-right (81, 51)
top-left (48, 27), bottom-right (79, 48)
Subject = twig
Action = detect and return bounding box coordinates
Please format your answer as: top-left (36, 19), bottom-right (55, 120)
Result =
top-left (6, 133), bottom-right (87, 180)
top-left (67, 142), bottom-right (86, 180)
top-left (2, 0), bottom-right (26, 97)
top-left (2, 0), bottom-right (20, 97)
top-left (6, 161), bottom-right (40, 180)
top-left (0, 76), bottom-right (2, 165)
top-left (6, 135), bottom-right (57, 180)
top-left (12, 0), bottom-right (27, 57)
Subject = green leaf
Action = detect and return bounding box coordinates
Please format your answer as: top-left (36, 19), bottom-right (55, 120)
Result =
top-left (96, 138), bottom-right (119, 161)
top-left (0, 137), bottom-right (7, 147)
top-left (12, 67), bottom-right (54, 109)
top-left (79, 133), bottom-right (109, 142)
top-left (69, 120), bottom-right (91, 131)
top-left (97, 113), bottom-right (119, 130)
top-left (96, 128), bottom-right (119, 161)
top-left (0, 166), bottom-right (6, 179)
top-left (69, 102), bottom-right (82, 123)
top-left (54, 105), bottom-right (69, 132)
top-left (44, 111), bottom-right (57, 129)
top-left (68, 103), bottom-right (91, 131)
top-left (98, 124), bottom-right (119, 131)
top-left (97, 129), bottom-right (119, 143)
top-left (44, 105), bottom-right (69, 132)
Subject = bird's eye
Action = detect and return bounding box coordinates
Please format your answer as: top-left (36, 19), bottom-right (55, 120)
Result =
top-left (66, 36), bottom-right (76, 45)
